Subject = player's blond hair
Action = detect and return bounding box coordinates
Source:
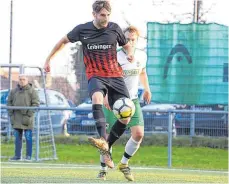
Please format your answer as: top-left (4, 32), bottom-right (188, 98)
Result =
top-left (123, 26), bottom-right (140, 37)
top-left (92, 1), bottom-right (111, 13)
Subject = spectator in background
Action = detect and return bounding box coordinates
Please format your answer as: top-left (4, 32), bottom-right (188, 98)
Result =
top-left (7, 74), bottom-right (40, 161)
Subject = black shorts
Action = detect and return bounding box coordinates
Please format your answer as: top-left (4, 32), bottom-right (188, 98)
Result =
top-left (88, 77), bottom-right (130, 108)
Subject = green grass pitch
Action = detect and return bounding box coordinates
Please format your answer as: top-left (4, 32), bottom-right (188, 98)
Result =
top-left (1, 162), bottom-right (228, 183)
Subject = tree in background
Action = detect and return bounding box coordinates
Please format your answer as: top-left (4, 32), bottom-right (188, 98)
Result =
top-left (70, 43), bottom-right (88, 105)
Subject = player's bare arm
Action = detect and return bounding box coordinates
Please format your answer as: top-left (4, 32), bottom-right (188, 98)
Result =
top-left (122, 42), bottom-right (134, 63)
top-left (44, 36), bottom-right (70, 72)
top-left (140, 68), bottom-right (152, 104)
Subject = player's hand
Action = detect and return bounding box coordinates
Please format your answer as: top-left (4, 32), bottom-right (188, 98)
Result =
top-left (104, 95), bottom-right (111, 111)
top-left (44, 61), bottom-right (51, 73)
top-left (143, 90), bottom-right (152, 104)
top-left (127, 54), bottom-right (134, 63)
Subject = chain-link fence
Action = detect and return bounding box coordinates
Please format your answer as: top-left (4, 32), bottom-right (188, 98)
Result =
top-left (1, 105), bottom-right (228, 167)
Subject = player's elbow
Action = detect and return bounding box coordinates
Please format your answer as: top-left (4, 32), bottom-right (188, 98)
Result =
top-left (58, 36), bottom-right (70, 46)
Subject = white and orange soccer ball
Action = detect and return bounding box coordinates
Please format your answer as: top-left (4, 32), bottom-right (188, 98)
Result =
top-left (112, 98), bottom-right (135, 120)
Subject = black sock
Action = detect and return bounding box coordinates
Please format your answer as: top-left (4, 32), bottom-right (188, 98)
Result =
top-left (92, 104), bottom-right (106, 139)
top-left (107, 120), bottom-right (127, 148)
top-left (101, 162), bottom-right (106, 167)
top-left (124, 152), bottom-right (132, 159)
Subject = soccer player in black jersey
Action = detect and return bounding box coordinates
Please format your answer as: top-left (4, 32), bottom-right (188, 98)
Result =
top-left (44, 1), bottom-right (134, 168)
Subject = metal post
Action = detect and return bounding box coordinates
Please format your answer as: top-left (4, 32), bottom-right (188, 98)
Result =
top-left (224, 106), bottom-right (228, 125)
top-left (190, 105), bottom-right (195, 141)
top-left (168, 112), bottom-right (173, 168)
top-left (35, 110), bottom-right (40, 161)
top-left (19, 65), bottom-right (24, 74)
top-left (9, 0), bottom-right (13, 89)
top-left (193, 0), bottom-right (198, 22)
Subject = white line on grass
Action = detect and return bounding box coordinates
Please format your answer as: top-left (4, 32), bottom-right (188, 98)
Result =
top-left (1, 162), bottom-right (228, 174)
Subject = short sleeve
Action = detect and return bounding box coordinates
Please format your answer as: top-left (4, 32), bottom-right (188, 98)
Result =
top-left (67, 25), bottom-right (81, 43)
top-left (136, 50), bottom-right (147, 69)
top-left (116, 24), bottom-right (127, 46)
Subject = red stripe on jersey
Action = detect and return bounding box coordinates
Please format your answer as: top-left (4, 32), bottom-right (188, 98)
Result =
top-left (86, 53), bottom-right (96, 74)
top-left (95, 52), bottom-right (104, 74)
top-left (83, 56), bottom-right (91, 75)
top-left (84, 50), bottom-right (123, 80)
top-left (113, 49), bottom-right (122, 73)
top-left (111, 49), bottom-right (120, 73)
top-left (108, 50), bottom-right (115, 73)
top-left (89, 52), bottom-right (101, 74)
top-left (102, 52), bottom-right (109, 73)
top-left (111, 49), bottom-right (118, 72)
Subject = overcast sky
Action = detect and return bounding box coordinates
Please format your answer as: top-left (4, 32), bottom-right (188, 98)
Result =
top-left (0, 0), bottom-right (228, 77)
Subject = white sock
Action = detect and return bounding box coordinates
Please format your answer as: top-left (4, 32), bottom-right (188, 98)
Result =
top-left (121, 137), bottom-right (141, 164)
top-left (100, 147), bottom-right (112, 170)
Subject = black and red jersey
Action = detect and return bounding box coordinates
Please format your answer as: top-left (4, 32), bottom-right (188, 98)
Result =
top-left (67, 21), bottom-right (127, 80)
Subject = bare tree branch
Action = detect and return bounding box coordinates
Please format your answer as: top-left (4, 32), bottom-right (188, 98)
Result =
top-left (198, 2), bottom-right (217, 21)
top-left (121, 11), bottom-right (131, 26)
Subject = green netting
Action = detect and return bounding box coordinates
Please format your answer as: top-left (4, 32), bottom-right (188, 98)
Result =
top-left (147, 23), bottom-right (228, 105)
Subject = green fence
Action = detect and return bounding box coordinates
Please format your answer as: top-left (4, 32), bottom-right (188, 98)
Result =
top-left (147, 23), bottom-right (228, 105)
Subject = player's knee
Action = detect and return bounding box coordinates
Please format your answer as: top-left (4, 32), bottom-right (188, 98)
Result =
top-left (92, 92), bottom-right (104, 104)
top-left (133, 130), bottom-right (144, 142)
top-left (119, 117), bottom-right (131, 125)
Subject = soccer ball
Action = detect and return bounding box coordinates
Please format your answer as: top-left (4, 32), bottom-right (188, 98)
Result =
top-left (112, 98), bottom-right (135, 119)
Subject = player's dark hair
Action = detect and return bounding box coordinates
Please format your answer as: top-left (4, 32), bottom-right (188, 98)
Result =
top-left (92, 1), bottom-right (111, 13)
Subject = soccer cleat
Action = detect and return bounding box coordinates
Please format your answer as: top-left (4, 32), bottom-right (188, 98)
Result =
top-left (88, 137), bottom-right (109, 152)
top-left (97, 170), bottom-right (107, 180)
top-left (99, 150), bottom-right (114, 169)
top-left (117, 163), bottom-right (134, 181)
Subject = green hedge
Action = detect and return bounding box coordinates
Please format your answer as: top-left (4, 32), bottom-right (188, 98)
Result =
top-left (54, 134), bottom-right (228, 149)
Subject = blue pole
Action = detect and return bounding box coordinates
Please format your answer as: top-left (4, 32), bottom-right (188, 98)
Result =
top-left (35, 111), bottom-right (40, 161)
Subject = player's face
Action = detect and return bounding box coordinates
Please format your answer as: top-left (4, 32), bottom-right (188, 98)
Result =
top-left (125, 32), bottom-right (138, 48)
top-left (93, 8), bottom-right (110, 28)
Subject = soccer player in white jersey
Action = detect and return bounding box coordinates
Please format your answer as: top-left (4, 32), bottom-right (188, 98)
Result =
top-left (97, 26), bottom-right (152, 181)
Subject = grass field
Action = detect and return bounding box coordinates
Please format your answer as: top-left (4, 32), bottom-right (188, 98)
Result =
top-left (55, 144), bottom-right (228, 170)
top-left (1, 143), bottom-right (228, 183)
top-left (1, 162), bottom-right (228, 183)
top-left (1, 144), bottom-right (228, 170)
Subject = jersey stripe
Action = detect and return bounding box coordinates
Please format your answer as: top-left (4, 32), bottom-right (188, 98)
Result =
top-left (108, 50), bottom-right (115, 73)
top-left (104, 51), bottom-right (112, 72)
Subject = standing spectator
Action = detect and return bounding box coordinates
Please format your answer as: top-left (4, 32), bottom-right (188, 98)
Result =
top-left (7, 75), bottom-right (40, 161)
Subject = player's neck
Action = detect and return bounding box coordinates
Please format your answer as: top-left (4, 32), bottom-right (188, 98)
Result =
top-left (93, 20), bottom-right (105, 29)
top-left (122, 47), bottom-right (136, 55)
